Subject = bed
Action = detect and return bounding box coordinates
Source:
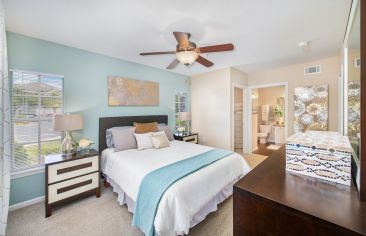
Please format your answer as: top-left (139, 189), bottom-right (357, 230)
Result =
top-left (99, 115), bottom-right (251, 236)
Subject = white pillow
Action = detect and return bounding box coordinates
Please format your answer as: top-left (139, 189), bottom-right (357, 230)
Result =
top-left (134, 132), bottom-right (153, 150)
top-left (152, 131), bottom-right (166, 137)
top-left (151, 132), bottom-right (170, 149)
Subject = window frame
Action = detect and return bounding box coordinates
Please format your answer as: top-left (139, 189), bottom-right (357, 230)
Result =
top-left (10, 69), bottom-right (64, 177)
top-left (175, 92), bottom-right (188, 129)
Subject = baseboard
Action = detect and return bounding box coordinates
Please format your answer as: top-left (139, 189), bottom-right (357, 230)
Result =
top-left (9, 196), bottom-right (45, 211)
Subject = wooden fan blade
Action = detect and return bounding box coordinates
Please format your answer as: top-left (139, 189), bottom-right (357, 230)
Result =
top-left (198, 43), bottom-right (234, 53)
top-left (196, 55), bottom-right (214, 67)
top-left (167, 59), bottom-right (179, 69)
top-left (173, 32), bottom-right (190, 47)
top-left (140, 51), bottom-right (176, 56)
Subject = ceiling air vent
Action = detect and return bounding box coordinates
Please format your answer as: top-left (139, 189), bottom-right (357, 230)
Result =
top-left (304, 65), bottom-right (321, 75)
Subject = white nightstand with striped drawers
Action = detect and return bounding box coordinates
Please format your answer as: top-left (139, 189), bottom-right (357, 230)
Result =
top-left (44, 149), bottom-right (101, 217)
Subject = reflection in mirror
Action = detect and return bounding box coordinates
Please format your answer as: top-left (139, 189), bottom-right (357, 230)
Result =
top-left (277, 96), bottom-right (285, 109)
top-left (346, 0), bottom-right (361, 161)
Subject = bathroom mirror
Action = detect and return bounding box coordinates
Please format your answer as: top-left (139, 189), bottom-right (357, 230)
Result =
top-left (277, 96), bottom-right (285, 109)
top-left (344, 0), bottom-right (361, 162)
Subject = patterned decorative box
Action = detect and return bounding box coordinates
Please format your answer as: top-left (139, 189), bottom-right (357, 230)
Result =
top-left (286, 131), bottom-right (352, 186)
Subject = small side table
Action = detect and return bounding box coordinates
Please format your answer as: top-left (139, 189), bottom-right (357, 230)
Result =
top-left (44, 149), bottom-right (101, 217)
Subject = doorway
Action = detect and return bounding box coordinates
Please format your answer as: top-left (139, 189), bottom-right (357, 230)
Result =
top-left (246, 82), bottom-right (288, 155)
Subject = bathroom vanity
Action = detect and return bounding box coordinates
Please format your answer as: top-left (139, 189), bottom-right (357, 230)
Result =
top-left (267, 125), bottom-right (286, 144)
top-left (274, 126), bottom-right (286, 144)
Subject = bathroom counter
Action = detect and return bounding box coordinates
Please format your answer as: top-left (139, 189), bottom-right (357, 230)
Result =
top-left (267, 125), bottom-right (286, 144)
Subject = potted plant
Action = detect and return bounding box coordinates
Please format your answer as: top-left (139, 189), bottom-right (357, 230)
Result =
top-left (176, 126), bottom-right (186, 136)
top-left (273, 105), bottom-right (285, 125)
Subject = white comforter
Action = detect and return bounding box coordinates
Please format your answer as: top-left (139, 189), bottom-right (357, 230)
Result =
top-left (101, 140), bottom-right (250, 236)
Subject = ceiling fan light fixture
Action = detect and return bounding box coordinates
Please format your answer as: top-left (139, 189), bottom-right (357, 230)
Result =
top-left (176, 50), bottom-right (198, 66)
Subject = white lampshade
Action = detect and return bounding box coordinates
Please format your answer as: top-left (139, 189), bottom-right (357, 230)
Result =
top-left (178, 112), bottom-right (191, 121)
top-left (176, 51), bottom-right (198, 65)
top-left (53, 114), bottom-right (83, 131)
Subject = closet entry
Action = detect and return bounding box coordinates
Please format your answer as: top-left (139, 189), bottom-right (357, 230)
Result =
top-left (234, 87), bottom-right (244, 151)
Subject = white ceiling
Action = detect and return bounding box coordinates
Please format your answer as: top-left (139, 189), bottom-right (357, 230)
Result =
top-left (4, 0), bottom-right (351, 76)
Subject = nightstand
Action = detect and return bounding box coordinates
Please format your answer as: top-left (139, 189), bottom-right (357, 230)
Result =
top-left (174, 133), bottom-right (198, 144)
top-left (44, 149), bottom-right (101, 217)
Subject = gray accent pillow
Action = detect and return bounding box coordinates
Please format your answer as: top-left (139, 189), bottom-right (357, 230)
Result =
top-left (106, 126), bottom-right (134, 148)
top-left (111, 127), bottom-right (137, 152)
top-left (158, 124), bottom-right (174, 141)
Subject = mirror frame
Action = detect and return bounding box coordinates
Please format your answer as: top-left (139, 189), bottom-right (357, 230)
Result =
top-left (360, 0), bottom-right (365, 201)
top-left (344, 0), bottom-right (365, 201)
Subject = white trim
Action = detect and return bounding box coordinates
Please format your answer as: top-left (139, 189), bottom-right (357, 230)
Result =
top-left (342, 0), bottom-right (359, 136)
top-left (11, 165), bottom-right (45, 179)
top-left (246, 82), bottom-right (289, 154)
top-left (9, 196), bottom-right (45, 212)
top-left (9, 68), bottom-right (64, 78)
top-left (231, 84), bottom-right (246, 152)
top-left (343, 0), bottom-right (359, 48)
top-left (343, 47), bottom-right (349, 136)
top-left (339, 60), bottom-right (345, 135)
top-left (341, 0), bottom-right (358, 135)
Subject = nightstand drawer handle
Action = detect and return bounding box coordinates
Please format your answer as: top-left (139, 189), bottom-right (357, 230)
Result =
top-left (57, 179), bottom-right (92, 194)
top-left (185, 138), bottom-right (195, 142)
top-left (48, 172), bottom-right (99, 204)
top-left (57, 162), bottom-right (92, 175)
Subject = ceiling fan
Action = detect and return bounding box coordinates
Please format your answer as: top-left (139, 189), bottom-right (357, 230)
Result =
top-left (140, 32), bottom-right (234, 69)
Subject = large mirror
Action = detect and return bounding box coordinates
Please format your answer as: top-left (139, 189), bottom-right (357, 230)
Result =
top-left (343, 0), bottom-right (361, 190)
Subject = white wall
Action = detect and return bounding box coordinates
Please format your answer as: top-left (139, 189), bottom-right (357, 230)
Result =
top-left (248, 56), bottom-right (341, 135)
top-left (191, 56), bottom-right (340, 151)
top-left (258, 86), bottom-right (285, 108)
top-left (191, 67), bottom-right (248, 150)
top-left (191, 68), bottom-right (231, 149)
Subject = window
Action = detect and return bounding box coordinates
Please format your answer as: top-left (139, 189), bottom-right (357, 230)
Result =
top-left (10, 70), bottom-right (64, 172)
top-left (175, 92), bottom-right (188, 128)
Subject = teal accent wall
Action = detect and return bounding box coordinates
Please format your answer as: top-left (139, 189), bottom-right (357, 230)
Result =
top-left (10, 173), bottom-right (44, 205)
top-left (7, 32), bottom-right (189, 205)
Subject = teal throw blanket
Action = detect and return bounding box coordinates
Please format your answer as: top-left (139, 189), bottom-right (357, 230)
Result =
top-left (132, 148), bottom-right (233, 236)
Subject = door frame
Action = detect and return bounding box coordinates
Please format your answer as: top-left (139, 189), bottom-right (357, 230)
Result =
top-left (231, 84), bottom-right (247, 152)
top-left (246, 82), bottom-right (289, 154)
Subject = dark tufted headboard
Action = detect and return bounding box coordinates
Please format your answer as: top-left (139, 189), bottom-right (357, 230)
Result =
top-left (98, 115), bottom-right (168, 152)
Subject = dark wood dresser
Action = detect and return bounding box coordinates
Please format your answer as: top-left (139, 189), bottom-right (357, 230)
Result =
top-left (233, 147), bottom-right (366, 236)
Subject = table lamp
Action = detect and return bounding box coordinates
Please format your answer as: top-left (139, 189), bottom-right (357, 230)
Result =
top-left (53, 114), bottom-right (83, 156)
top-left (178, 112), bottom-right (191, 134)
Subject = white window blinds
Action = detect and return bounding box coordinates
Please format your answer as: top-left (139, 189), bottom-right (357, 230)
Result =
top-left (10, 70), bottom-right (64, 171)
top-left (175, 92), bottom-right (188, 128)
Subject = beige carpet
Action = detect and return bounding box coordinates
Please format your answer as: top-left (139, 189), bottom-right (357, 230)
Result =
top-left (243, 154), bottom-right (268, 169)
top-left (6, 187), bottom-right (233, 236)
